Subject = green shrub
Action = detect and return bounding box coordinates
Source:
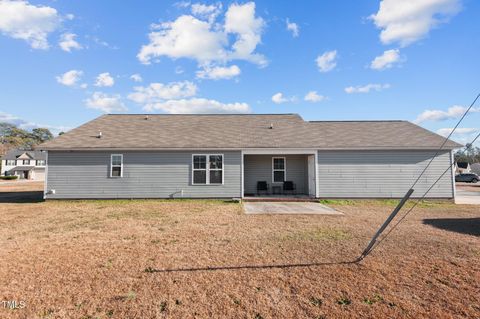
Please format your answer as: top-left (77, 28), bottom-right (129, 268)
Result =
top-left (0, 175), bottom-right (18, 180)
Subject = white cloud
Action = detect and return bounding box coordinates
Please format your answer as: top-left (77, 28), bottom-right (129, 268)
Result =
top-left (370, 0), bottom-right (461, 47)
top-left (137, 2), bottom-right (266, 68)
top-left (224, 2), bottom-right (266, 66)
top-left (56, 70), bottom-right (83, 87)
top-left (0, 0), bottom-right (61, 49)
top-left (272, 92), bottom-right (291, 104)
top-left (345, 83), bottom-right (391, 94)
top-left (316, 50), bottom-right (337, 73)
top-left (95, 72), bottom-right (115, 87)
top-left (130, 74), bottom-right (143, 82)
top-left (143, 98), bottom-right (250, 114)
top-left (196, 65), bottom-right (241, 80)
top-left (286, 18), bottom-right (299, 37)
top-left (191, 2), bottom-right (222, 23)
top-left (304, 91), bottom-right (325, 102)
top-left (437, 127), bottom-right (479, 137)
top-left (128, 80), bottom-right (249, 114)
top-left (414, 105), bottom-right (480, 123)
top-left (370, 49), bottom-right (402, 70)
top-left (59, 32), bottom-right (82, 52)
top-left (138, 15), bottom-right (227, 65)
top-left (128, 81), bottom-right (197, 104)
top-left (85, 92), bottom-right (127, 113)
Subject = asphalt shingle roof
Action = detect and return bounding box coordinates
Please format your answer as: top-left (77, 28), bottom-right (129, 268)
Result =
top-left (2, 149), bottom-right (46, 160)
top-left (37, 114), bottom-right (462, 151)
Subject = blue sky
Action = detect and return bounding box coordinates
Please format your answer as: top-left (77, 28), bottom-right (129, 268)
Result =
top-left (0, 0), bottom-right (479, 144)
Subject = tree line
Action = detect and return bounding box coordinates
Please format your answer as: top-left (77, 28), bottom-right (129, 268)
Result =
top-left (0, 122), bottom-right (57, 155)
top-left (454, 146), bottom-right (480, 164)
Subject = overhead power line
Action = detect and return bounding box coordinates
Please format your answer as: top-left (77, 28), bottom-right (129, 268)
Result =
top-left (357, 92), bottom-right (480, 261)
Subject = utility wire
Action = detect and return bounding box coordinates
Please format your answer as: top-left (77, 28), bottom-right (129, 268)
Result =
top-left (360, 92), bottom-right (480, 258)
top-left (410, 93), bottom-right (480, 189)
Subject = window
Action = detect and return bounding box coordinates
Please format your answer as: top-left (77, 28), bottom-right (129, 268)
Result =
top-left (36, 160), bottom-right (46, 166)
top-left (272, 157), bottom-right (286, 183)
top-left (110, 154), bottom-right (123, 177)
top-left (22, 159), bottom-right (30, 165)
top-left (192, 154), bottom-right (223, 185)
top-left (6, 160), bottom-right (15, 166)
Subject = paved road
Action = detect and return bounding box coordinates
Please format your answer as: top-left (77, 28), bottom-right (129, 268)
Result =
top-left (455, 183), bottom-right (480, 205)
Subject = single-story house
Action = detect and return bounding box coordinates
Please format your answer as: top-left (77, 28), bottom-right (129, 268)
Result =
top-left (1, 149), bottom-right (46, 180)
top-left (37, 114), bottom-right (461, 200)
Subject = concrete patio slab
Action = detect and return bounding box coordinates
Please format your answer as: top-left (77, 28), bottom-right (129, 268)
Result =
top-left (243, 201), bottom-right (342, 215)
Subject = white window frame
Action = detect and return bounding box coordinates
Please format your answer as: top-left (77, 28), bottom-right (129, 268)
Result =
top-left (36, 159), bottom-right (46, 166)
top-left (110, 154), bottom-right (123, 178)
top-left (23, 159), bottom-right (31, 165)
top-left (6, 160), bottom-right (16, 166)
top-left (192, 154), bottom-right (224, 185)
top-left (272, 156), bottom-right (286, 183)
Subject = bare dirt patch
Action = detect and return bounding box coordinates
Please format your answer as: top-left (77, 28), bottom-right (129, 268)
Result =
top-left (0, 199), bottom-right (479, 318)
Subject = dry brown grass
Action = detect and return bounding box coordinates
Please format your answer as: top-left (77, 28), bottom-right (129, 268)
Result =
top-left (0, 195), bottom-right (479, 318)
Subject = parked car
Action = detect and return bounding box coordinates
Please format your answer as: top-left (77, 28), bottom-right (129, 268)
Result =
top-left (455, 173), bottom-right (480, 183)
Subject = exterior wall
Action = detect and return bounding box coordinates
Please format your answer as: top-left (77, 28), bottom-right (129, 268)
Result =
top-left (32, 168), bottom-right (45, 181)
top-left (317, 150), bottom-right (454, 198)
top-left (244, 154), bottom-right (308, 195)
top-left (45, 151), bottom-right (241, 199)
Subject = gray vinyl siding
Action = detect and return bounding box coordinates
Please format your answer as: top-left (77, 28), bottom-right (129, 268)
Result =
top-left (46, 151), bottom-right (241, 199)
top-left (317, 150), bottom-right (454, 198)
top-left (244, 155), bottom-right (308, 195)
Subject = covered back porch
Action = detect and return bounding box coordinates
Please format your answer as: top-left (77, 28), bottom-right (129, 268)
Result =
top-left (242, 150), bottom-right (318, 199)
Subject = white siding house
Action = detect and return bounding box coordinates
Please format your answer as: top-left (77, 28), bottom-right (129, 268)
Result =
top-left (1, 149), bottom-right (46, 180)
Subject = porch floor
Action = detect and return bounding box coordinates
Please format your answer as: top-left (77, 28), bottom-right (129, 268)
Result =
top-left (243, 195), bottom-right (318, 202)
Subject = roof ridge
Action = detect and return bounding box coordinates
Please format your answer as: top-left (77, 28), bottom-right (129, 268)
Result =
top-left (308, 120), bottom-right (406, 123)
top-left (105, 113), bottom-right (301, 116)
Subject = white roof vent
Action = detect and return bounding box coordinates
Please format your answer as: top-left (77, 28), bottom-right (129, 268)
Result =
top-left (269, 123), bottom-right (274, 129)
top-left (144, 115), bottom-right (149, 120)
top-left (97, 131), bottom-right (102, 138)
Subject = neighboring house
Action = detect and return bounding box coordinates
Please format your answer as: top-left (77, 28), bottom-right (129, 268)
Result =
top-left (37, 114), bottom-right (462, 199)
top-left (1, 149), bottom-right (47, 180)
top-left (455, 161), bottom-right (471, 174)
top-left (471, 163), bottom-right (480, 175)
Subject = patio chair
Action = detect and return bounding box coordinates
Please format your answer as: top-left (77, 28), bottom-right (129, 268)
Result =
top-left (283, 181), bottom-right (296, 195)
top-left (257, 181), bottom-right (269, 195)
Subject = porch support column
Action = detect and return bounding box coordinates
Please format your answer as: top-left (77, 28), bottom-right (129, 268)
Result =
top-left (241, 150), bottom-right (244, 198)
top-left (315, 151), bottom-right (319, 198)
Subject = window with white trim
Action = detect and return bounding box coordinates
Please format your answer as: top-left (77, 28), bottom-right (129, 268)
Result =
top-left (6, 160), bottom-right (15, 166)
top-left (36, 160), bottom-right (46, 166)
top-left (272, 157), bottom-right (286, 183)
top-left (110, 154), bottom-right (123, 177)
top-left (192, 154), bottom-right (223, 185)
top-left (23, 159), bottom-right (31, 165)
